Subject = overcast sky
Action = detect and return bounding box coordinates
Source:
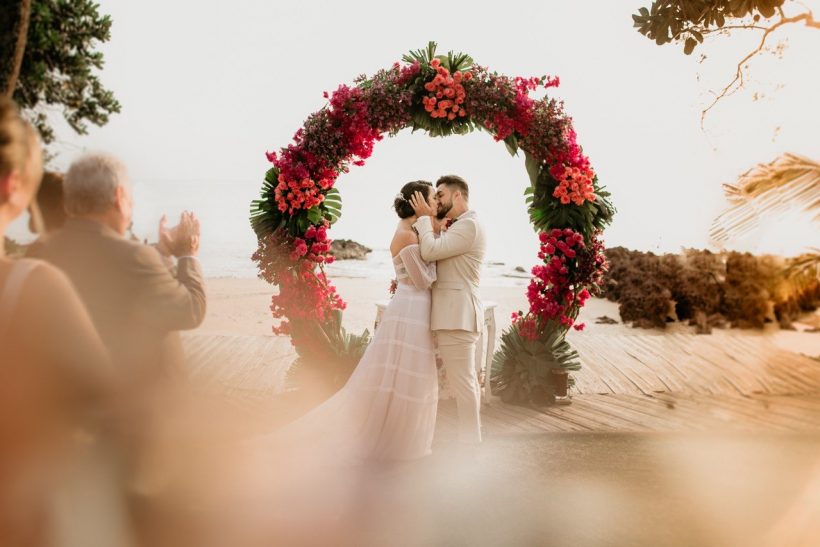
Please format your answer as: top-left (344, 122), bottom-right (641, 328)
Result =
top-left (9, 0), bottom-right (820, 272)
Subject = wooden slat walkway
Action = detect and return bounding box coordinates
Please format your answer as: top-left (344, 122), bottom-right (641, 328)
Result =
top-left (182, 331), bottom-right (820, 435)
top-left (570, 330), bottom-right (820, 397)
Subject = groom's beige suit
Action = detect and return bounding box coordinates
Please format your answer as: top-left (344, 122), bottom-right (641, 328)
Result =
top-left (414, 210), bottom-right (486, 443)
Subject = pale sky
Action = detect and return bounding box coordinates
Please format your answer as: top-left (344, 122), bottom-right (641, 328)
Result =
top-left (9, 0), bottom-right (820, 275)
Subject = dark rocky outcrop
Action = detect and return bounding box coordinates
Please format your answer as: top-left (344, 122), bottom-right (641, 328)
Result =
top-left (330, 239), bottom-right (372, 260)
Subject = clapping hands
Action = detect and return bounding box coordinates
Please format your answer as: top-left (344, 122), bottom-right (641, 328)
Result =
top-left (158, 211), bottom-right (201, 258)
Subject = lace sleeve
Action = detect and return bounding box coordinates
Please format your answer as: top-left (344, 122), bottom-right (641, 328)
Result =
top-left (399, 245), bottom-right (437, 290)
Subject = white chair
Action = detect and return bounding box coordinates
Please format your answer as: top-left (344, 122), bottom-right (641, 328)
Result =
top-left (374, 299), bottom-right (497, 403)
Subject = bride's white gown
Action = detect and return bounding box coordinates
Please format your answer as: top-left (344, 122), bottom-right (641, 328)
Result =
top-left (276, 243), bottom-right (439, 462)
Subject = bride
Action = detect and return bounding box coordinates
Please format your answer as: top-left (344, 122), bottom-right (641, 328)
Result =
top-left (265, 180), bottom-right (441, 463)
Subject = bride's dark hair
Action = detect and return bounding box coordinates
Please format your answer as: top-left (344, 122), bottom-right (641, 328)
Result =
top-left (394, 180), bottom-right (433, 219)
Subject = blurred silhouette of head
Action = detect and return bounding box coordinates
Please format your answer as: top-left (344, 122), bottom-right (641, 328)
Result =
top-left (0, 98), bottom-right (42, 233)
top-left (28, 171), bottom-right (66, 235)
top-left (64, 153), bottom-right (132, 235)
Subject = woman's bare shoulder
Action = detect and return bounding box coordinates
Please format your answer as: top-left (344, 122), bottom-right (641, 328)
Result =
top-left (16, 259), bottom-right (80, 306)
top-left (390, 229), bottom-right (419, 256)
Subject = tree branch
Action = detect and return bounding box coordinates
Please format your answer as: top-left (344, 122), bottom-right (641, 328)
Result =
top-left (700, 24), bottom-right (769, 33)
top-left (701, 11), bottom-right (818, 127)
top-left (2, 0), bottom-right (31, 98)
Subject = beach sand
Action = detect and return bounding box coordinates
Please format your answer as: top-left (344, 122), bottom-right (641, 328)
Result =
top-left (200, 276), bottom-right (819, 358)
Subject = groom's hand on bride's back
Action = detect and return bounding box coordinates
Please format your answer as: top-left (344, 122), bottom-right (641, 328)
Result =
top-left (410, 191), bottom-right (435, 218)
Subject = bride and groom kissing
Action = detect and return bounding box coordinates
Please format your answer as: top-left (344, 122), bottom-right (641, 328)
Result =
top-left (274, 174), bottom-right (486, 462)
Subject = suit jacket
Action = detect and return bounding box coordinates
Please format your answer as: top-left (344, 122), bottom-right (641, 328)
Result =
top-left (414, 210), bottom-right (486, 332)
top-left (34, 219), bottom-right (206, 383)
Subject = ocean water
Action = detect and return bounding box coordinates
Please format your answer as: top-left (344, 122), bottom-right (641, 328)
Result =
top-left (325, 248), bottom-right (532, 287)
top-left (7, 178), bottom-right (537, 286)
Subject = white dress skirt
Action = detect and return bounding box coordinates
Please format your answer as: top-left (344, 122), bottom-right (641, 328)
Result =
top-left (268, 244), bottom-right (439, 463)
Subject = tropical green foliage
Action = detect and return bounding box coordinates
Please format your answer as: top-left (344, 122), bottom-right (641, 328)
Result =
top-left (523, 152), bottom-right (615, 239)
top-left (250, 168), bottom-right (343, 239)
top-left (491, 321), bottom-right (581, 405)
top-left (291, 310), bottom-right (370, 387)
top-left (403, 41), bottom-right (476, 137)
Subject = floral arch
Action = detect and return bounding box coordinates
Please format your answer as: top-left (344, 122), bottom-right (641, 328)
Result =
top-left (250, 42), bottom-right (614, 402)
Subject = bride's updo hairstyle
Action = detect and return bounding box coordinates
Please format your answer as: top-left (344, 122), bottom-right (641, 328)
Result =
top-left (394, 180), bottom-right (433, 219)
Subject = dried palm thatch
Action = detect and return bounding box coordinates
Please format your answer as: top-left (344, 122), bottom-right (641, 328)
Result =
top-left (710, 154), bottom-right (820, 261)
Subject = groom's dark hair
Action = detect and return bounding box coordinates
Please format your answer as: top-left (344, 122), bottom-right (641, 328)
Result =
top-left (436, 175), bottom-right (469, 201)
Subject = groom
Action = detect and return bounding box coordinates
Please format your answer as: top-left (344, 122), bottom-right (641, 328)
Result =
top-left (411, 175), bottom-right (486, 444)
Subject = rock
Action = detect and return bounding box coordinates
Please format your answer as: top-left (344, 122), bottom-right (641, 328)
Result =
top-left (514, 266), bottom-right (527, 273)
top-left (665, 299), bottom-right (679, 322)
top-left (595, 315), bottom-right (619, 325)
top-left (632, 318), bottom-right (663, 330)
top-left (692, 310), bottom-right (711, 334)
top-left (329, 239), bottom-right (372, 260)
top-left (707, 313), bottom-right (728, 329)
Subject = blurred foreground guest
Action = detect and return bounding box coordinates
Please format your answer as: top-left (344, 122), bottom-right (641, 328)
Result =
top-left (0, 100), bottom-right (128, 545)
top-left (34, 153), bottom-right (207, 537)
top-left (29, 171), bottom-right (67, 233)
top-left (35, 153), bottom-right (206, 385)
top-left (25, 171), bottom-right (66, 257)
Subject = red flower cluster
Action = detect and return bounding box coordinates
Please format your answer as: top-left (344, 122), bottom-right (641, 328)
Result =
top-left (294, 223), bottom-right (335, 264)
top-left (551, 164), bottom-right (597, 206)
top-left (326, 84), bottom-right (383, 166)
top-left (516, 228), bottom-right (600, 340)
top-left (463, 71), bottom-right (565, 143)
top-left (511, 311), bottom-right (539, 340)
top-left (422, 59), bottom-right (470, 120)
top-left (395, 60), bottom-right (422, 86)
top-left (266, 83), bottom-right (387, 217)
top-left (274, 172), bottom-right (333, 214)
top-left (270, 270), bottom-right (346, 336)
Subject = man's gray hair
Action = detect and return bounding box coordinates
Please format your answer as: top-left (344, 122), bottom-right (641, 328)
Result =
top-left (64, 153), bottom-right (130, 216)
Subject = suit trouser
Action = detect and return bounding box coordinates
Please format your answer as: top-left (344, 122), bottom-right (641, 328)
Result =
top-left (436, 329), bottom-right (482, 443)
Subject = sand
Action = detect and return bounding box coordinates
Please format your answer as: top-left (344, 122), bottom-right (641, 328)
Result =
top-left (199, 275), bottom-right (818, 358)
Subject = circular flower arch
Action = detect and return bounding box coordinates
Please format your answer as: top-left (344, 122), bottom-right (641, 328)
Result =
top-left (251, 42), bottom-right (615, 400)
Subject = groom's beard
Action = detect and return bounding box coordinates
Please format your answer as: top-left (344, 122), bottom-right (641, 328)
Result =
top-left (436, 202), bottom-right (452, 220)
